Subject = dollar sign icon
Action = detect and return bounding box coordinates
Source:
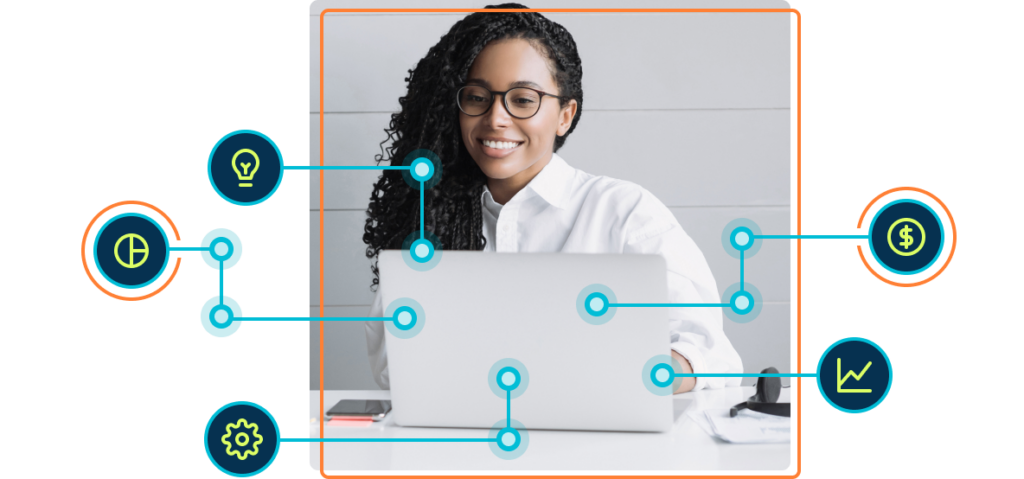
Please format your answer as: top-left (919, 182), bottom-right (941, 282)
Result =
top-left (888, 218), bottom-right (925, 256)
top-left (899, 224), bottom-right (914, 249)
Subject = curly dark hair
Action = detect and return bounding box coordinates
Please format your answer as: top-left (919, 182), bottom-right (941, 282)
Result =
top-left (361, 3), bottom-right (584, 289)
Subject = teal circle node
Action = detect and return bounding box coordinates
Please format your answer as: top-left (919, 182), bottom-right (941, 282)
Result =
top-left (729, 290), bottom-right (755, 315)
top-left (489, 358), bottom-right (529, 399)
top-left (410, 157), bottom-right (435, 182)
top-left (817, 337), bottom-right (893, 413)
top-left (201, 296), bottom-right (242, 337)
top-left (642, 355), bottom-right (684, 395)
top-left (576, 284), bottom-right (617, 325)
top-left (384, 298), bottom-right (425, 339)
top-left (401, 231), bottom-right (443, 271)
top-left (488, 419), bottom-right (529, 459)
top-left (722, 218), bottom-right (763, 259)
top-left (497, 427), bottom-right (521, 452)
top-left (401, 149), bottom-right (443, 190)
top-left (721, 282), bottom-right (763, 323)
top-left (730, 226), bottom-right (754, 251)
top-left (202, 229), bottom-right (243, 270)
top-left (584, 292), bottom-right (609, 316)
top-left (651, 362), bottom-right (675, 388)
top-left (651, 363), bottom-right (674, 388)
top-left (410, 238), bottom-right (435, 263)
top-left (497, 366), bottom-right (521, 391)
top-left (392, 306), bottom-right (417, 331)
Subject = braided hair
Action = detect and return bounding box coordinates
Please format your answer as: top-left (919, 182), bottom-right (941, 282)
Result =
top-left (362, 3), bottom-right (584, 289)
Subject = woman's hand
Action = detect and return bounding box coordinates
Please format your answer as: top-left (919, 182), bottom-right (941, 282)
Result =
top-left (672, 350), bottom-right (696, 394)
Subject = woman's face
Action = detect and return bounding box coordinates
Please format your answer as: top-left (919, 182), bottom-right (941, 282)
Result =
top-left (459, 38), bottom-right (577, 182)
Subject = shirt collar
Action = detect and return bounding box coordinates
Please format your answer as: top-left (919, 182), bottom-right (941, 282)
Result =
top-left (524, 152), bottom-right (574, 209)
top-left (479, 152), bottom-right (575, 209)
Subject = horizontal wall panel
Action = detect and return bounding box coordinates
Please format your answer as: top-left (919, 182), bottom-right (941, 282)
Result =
top-left (314, 206), bottom-right (789, 306)
top-left (557, 109), bottom-right (790, 207)
top-left (309, 306), bottom-right (381, 390)
top-left (312, 11), bottom-right (789, 112)
top-left (311, 0), bottom-right (795, 15)
top-left (310, 109), bottom-right (789, 209)
top-left (311, 211), bottom-right (377, 307)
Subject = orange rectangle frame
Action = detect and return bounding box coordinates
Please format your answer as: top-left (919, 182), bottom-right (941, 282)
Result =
top-left (318, 7), bottom-right (802, 479)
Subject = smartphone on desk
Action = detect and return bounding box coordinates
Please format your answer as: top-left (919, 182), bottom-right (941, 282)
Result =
top-left (326, 399), bottom-right (392, 421)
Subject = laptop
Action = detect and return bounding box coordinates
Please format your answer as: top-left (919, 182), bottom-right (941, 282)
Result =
top-left (379, 250), bottom-right (673, 432)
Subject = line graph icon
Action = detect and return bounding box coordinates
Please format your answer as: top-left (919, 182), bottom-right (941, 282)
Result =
top-left (836, 358), bottom-right (872, 393)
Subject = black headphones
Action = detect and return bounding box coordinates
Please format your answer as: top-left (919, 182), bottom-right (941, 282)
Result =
top-left (729, 367), bottom-right (790, 417)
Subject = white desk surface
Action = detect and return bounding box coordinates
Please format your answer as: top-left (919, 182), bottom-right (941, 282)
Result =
top-left (307, 387), bottom-right (792, 471)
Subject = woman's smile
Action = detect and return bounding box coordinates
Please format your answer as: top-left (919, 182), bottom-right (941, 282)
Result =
top-left (479, 137), bottom-right (525, 158)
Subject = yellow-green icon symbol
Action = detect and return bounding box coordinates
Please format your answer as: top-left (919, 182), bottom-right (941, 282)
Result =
top-left (837, 358), bottom-right (872, 393)
top-left (222, 418), bottom-right (263, 460)
top-left (232, 148), bottom-right (260, 187)
top-left (887, 218), bottom-right (925, 256)
top-left (114, 233), bottom-right (149, 269)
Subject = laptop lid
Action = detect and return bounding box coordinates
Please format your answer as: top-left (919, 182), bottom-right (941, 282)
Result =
top-left (380, 251), bottom-right (673, 432)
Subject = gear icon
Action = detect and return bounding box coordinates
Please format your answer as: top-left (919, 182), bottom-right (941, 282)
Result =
top-left (221, 418), bottom-right (263, 460)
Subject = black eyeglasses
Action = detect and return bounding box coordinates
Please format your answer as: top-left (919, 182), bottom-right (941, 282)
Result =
top-left (456, 85), bottom-right (568, 119)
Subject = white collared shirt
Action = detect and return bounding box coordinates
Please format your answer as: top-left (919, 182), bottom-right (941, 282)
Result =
top-left (365, 153), bottom-right (743, 391)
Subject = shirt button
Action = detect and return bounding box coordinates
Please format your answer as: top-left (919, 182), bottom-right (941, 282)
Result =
top-left (500, 225), bottom-right (510, 234)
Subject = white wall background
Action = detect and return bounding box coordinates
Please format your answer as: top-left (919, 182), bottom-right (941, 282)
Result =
top-left (308, 0), bottom-right (793, 390)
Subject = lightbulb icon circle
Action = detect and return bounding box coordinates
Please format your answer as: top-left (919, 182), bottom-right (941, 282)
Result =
top-left (209, 130), bottom-right (283, 206)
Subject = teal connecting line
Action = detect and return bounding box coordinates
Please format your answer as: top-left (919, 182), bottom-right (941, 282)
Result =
top-left (283, 165), bottom-right (412, 171)
top-left (233, 317), bottom-right (395, 322)
top-left (753, 234), bottom-right (869, 239)
top-left (506, 390), bottom-right (511, 428)
top-left (169, 246), bottom-right (211, 252)
top-left (739, 249), bottom-right (745, 293)
top-left (280, 438), bottom-right (498, 443)
top-left (672, 373), bottom-right (818, 378)
top-left (217, 259), bottom-right (223, 305)
top-left (420, 180), bottom-right (425, 240)
top-left (609, 303), bottom-right (730, 308)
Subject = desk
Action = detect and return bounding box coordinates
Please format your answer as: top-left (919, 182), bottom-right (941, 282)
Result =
top-left (308, 387), bottom-right (792, 471)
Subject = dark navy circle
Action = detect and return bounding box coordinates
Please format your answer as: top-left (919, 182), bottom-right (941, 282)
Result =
top-left (869, 200), bottom-right (943, 275)
top-left (209, 130), bottom-right (283, 206)
top-left (204, 402), bottom-right (280, 477)
top-left (94, 213), bottom-right (169, 289)
top-left (817, 338), bottom-right (892, 413)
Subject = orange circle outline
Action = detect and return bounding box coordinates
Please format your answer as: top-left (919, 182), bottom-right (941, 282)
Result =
top-left (81, 200), bottom-right (182, 301)
top-left (856, 187), bottom-right (956, 287)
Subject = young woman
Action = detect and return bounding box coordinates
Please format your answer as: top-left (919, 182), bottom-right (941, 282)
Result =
top-left (362, 4), bottom-right (742, 393)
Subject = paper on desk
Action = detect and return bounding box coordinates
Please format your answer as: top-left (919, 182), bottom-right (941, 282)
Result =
top-left (686, 408), bottom-right (790, 444)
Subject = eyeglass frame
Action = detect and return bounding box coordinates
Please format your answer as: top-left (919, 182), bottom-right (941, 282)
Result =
top-left (456, 85), bottom-right (570, 120)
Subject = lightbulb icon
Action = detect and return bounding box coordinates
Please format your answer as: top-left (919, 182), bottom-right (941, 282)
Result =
top-left (231, 148), bottom-right (260, 187)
